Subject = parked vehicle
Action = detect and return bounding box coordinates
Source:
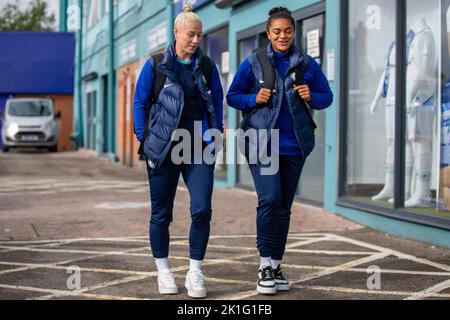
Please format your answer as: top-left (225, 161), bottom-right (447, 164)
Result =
top-left (0, 98), bottom-right (60, 152)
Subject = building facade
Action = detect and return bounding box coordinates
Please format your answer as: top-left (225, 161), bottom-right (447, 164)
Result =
top-left (64, 0), bottom-right (450, 248)
top-left (0, 31), bottom-right (76, 151)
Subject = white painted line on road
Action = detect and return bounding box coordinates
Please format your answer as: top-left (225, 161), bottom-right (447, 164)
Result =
top-left (0, 245), bottom-right (151, 257)
top-left (95, 202), bottom-right (150, 210)
top-left (290, 252), bottom-right (391, 284)
top-left (186, 243), bottom-right (375, 256)
top-left (0, 236), bottom-right (169, 245)
top-left (286, 249), bottom-right (376, 256)
top-left (293, 284), bottom-right (450, 299)
top-left (0, 239), bottom-right (84, 256)
top-left (0, 245), bottom-right (151, 276)
top-left (284, 236), bottom-right (333, 249)
top-left (404, 279), bottom-right (450, 300)
top-left (0, 261), bottom-right (154, 276)
top-left (330, 234), bottom-right (450, 273)
top-left (0, 283), bottom-right (148, 300)
top-left (344, 267), bottom-right (450, 277)
top-left (0, 234), bottom-right (325, 246)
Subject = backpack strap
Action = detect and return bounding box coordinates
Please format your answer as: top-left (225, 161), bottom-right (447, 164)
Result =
top-left (150, 53), bottom-right (166, 108)
top-left (200, 55), bottom-right (213, 88)
top-left (241, 48), bottom-right (276, 121)
top-left (255, 48), bottom-right (276, 90)
top-left (137, 53), bottom-right (165, 159)
top-left (294, 55), bottom-right (317, 130)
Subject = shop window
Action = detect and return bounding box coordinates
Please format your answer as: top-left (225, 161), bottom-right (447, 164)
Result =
top-left (344, 0), bottom-right (397, 208)
top-left (343, 0), bottom-right (450, 220)
top-left (405, 0), bottom-right (449, 216)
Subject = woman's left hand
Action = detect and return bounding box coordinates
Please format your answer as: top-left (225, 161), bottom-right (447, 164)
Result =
top-left (293, 85), bottom-right (312, 102)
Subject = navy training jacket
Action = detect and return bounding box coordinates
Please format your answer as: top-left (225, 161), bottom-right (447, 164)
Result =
top-left (226, 43), bottom-right (333, 158)
top-left (133, 43), bottom-right (224, 170)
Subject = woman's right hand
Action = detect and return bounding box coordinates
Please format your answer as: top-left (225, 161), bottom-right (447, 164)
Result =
top-left (255, 88), bottom-right (276, 105)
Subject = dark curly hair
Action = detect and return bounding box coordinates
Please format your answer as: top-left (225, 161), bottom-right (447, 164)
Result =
top-left (267, 7), bottom-right (295, 31)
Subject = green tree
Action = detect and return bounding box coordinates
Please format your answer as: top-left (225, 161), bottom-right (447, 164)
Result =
top-left (0, 0), bottom-right (56, 31)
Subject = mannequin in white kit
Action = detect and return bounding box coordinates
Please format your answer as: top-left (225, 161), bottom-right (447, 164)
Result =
top-left (405, 17), bottom-right (438, 207)
top-left (370, 17), bottom-right (437, 207)
top-left (369, 40), bottom-right (413, 202)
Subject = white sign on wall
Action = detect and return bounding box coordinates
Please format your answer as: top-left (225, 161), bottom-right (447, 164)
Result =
top-left (148, 22), bottom-right (168, 51)
top-left (221, 51), bottom-right (229, 74)
top-left (307, 29), bottom-right (321, 58)
top-left (327, 49), bottom-right (335, 82)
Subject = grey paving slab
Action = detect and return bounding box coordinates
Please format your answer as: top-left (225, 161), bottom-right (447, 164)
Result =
top-left (0, 264), bottom-right (22, 272)
top-left (243, 287), bottom-right (409, 300)
top-left (58, 253), bottom-right (186, 273)
top-left (298, 241), bottom-right (379, 253)
top-left (236, 252), bottom-right (370, 268)
top-left (170, 245), bottom-right (257, 260)
top-left (52, 240), bottom-right (148, 252)
top-left (0, 267), bottom-right (129, 292)
top-left (86, 275), bottom-right (256, 300)
top-left (0, 287), bottom-right (48, 300)
top-left (300, 271), bottom-right (450, 293)
top-left (358, 257), bottom-right (450, 273)
top-left (0, 249), bottom-right (95, 264)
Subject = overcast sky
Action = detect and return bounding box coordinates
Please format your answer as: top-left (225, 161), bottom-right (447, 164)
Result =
top-left (0, 0), bottom-right (60, 28)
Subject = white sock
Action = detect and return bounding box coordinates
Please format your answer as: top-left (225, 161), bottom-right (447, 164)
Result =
top-left (260, 257), bottom-right (271, 270)
top-left (155, 258), bottom-right (170, 273)
top-left (271, 259), bottom-right (282, 270)
top-left (189, 259), bottom-right (203, 272)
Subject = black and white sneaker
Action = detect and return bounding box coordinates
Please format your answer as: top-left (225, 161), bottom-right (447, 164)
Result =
top-left (273, 265), bottom-right (290, 291)
top-left (257, 266), bottom-right (277, 295)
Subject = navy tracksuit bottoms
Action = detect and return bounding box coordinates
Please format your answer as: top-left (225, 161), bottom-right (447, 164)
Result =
top-left (146, 144), bottom-right (214, 261)
top-left (249, 154), bottom-right (306, 260)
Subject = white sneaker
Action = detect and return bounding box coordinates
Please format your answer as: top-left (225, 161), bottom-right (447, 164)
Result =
top-left (185, 270), bottom-right (207, 299)
top-left (157, 271), bottom-right (178, 295)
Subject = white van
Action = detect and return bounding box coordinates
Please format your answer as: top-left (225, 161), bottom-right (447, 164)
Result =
top-left (1, 98), bottom-right (60, 152)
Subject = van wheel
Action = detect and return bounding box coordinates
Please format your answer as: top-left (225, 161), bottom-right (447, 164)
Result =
top-left (2, 146), bottom-right (10, 153)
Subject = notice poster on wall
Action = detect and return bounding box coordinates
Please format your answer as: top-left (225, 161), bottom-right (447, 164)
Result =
top-left (307, 29), bottom-right (321, 58)
top-left (327, 49), bottom-right (335, 82)
top-left (221, 51), bottom-right (230, 74)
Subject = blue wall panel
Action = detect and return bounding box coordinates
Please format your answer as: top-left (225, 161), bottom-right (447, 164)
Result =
top-left (0, 31), bottom-right (75, 95)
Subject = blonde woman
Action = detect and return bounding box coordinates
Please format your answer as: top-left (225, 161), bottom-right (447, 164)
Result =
top-left (133, 5), bottom-right (223, 299)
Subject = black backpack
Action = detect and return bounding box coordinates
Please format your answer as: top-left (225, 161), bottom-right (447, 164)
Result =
top-left (137, 52), bottom-right (213, 159)
top-left (242, 48), bottom-right (317, 130)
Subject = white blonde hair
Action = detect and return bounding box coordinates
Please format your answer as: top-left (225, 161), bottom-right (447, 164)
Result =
top-left (174, 4), bottom-right (202, 28)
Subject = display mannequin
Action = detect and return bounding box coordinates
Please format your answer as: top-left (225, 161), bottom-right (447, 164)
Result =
top-left (405, 17), bottom-right (438, 207)
top-left (370, 41), bottom-right (413, 202)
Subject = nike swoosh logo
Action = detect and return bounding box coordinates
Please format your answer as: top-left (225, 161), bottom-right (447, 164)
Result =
top-left (163, 84), bottom-right (174, 89)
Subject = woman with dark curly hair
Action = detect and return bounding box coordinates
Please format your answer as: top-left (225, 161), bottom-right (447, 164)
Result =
top-left (227, 7), bottom-right (333, 295)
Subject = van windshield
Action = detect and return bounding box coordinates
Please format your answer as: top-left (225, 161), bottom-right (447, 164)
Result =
top-left (7, 101), bottom-right (53, 117)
